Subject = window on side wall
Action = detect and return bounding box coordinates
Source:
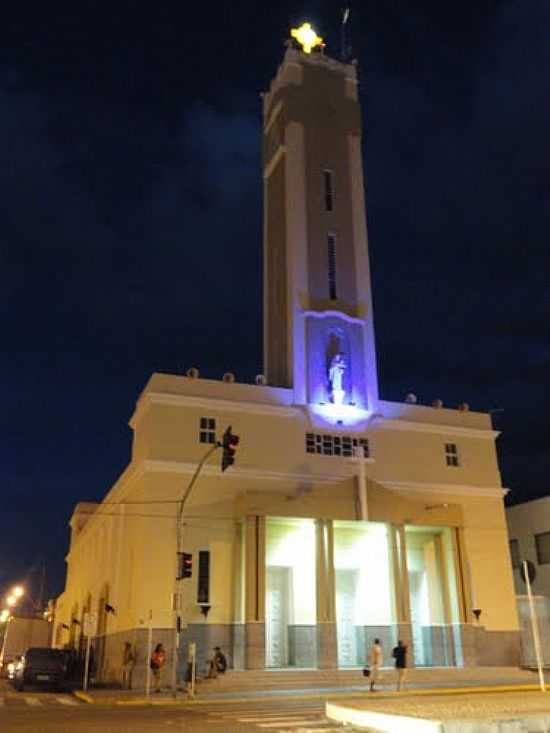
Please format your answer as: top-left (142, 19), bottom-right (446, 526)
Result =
top-left (327, 233), bottom-right (337, 300)
top-left (535, 532), bottom-right (550, 565)
top-left (199, 417), bottom-right (216, 444)
top-left (323, 169), bottom-right (334, 212)
top-left (509, 539), bottom-right (521, 569)
top-left (445, 442), bottom-right (459, 467)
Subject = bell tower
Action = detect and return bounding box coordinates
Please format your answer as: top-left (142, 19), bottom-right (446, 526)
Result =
top-left (262, 26), bottom-right (378, 412)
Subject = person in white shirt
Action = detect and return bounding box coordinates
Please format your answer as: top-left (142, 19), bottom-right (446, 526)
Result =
top-left (369, 638), bottom-right (383, 691)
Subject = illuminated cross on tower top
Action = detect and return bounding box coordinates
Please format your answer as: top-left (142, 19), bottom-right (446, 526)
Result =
top-left (290, 23), bottom-right (324, 54)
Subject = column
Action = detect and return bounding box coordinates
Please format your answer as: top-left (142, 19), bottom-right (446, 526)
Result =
top-left (244, 516), bottom-right (266, 669)
top-left (455, 527), bottom-right (480, 666)
top-left (316, 519), bottom-right (338, 668)
top-left (395, 525), bottom-right (415, 667)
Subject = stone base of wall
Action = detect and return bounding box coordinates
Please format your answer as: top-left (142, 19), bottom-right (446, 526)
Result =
top-left (179, 623), bottom-right (236, 678)
top-left (89, 622), bottom-right (521, 688)
top-left (454, 624), bottom-right (520, 667)
top-left (93, 626), bottom-right (175, 690)
top-left (478, 628), bottom-right (521, 666)
top-left (245, 622), bottom-right (265, 670)
top-left (288, 625), bottom-right (317, 667)
top-left (317, 622), bottom-right (337, 669)
top-left (355, 625), bottom-right (398, 667)
top-left (419, 625), bottom-right (457, 667)
top-left (396, 623), bottom-right (415, 668)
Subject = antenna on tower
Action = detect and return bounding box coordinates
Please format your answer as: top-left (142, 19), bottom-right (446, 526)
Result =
top-left (341, 7), bottom-right (351, 61)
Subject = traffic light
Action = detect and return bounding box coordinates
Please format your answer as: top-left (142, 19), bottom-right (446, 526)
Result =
top-left (221, 426), bottom-right (240, 472)
top-left (178, 552), bottom-right (193, 579)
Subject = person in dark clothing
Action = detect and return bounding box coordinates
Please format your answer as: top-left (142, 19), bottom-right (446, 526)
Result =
top-left (214, 647), bottom-right (227, 673)
top-left (392, 640), bottom-right (407, 691)
top-left (207, 646), bottom-right (227, 677)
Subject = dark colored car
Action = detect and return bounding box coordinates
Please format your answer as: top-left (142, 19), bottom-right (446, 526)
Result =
top-left (13, 648), bottom-right (70, 691)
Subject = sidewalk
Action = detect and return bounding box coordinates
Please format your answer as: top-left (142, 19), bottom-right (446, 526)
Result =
top-left (73, 667), bottom-right (543, 706)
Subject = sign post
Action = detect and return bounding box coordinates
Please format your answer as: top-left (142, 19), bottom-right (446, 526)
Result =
top-left (145, 610), bottom-right (153, 697)
top-left (188, 642), bottom-right (196, 698)
top-left (82, 612), bottom-right (97, 692)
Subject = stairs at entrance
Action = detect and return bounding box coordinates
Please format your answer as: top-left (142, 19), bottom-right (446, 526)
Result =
top-left (197, 666), bottom-right (537, 695)
top-left (199, 669), bottom-right (364, 693)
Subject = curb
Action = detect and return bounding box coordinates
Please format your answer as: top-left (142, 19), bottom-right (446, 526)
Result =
top-left (70, 683), bottom-right (542, 707)
top-left (73, 690), bottom-right (94, 704)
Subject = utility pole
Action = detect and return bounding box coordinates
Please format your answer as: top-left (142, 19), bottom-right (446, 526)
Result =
top-left (169, 427), bottom-right (240, 696)
top-left (169, 441), bottom-right (221, 696)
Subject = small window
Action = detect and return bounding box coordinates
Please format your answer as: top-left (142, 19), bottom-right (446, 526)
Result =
top-left (328, 234), bottom-right (337, 300)
top-left (535, 532), bottom-right (550, 565)
top-left (354, 438), bottom-right (370, 458)
top-left (197, 550), bottom-right (210, 604)
top-left (509, 539), bottom-right (521, 570)
top-left (323, 169), bottom-right (334, 212)
top-left (304, 433), bottom-right (369, 459)
top-left (199, 417), bottom-right (216, 444)
top-left (445, 442), bottom-right (459, 467)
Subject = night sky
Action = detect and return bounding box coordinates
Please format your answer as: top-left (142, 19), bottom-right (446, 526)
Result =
top-left (2, 1), bottom-right (549, 602)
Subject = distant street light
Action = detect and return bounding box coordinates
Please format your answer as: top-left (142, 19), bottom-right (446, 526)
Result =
top-left (6, 596), bottom-right (16, 607)
top-left (12, 587), bottom-right (24, 599)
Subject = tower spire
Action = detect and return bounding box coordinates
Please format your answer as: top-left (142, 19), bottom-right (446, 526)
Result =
top-left (262, 29), bottom-right (378, 413)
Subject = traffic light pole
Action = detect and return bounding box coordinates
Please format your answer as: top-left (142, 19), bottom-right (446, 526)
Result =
top-left (170, 441), bottom-right (221, 696)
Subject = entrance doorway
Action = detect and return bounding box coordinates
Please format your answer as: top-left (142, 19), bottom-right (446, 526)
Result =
top-left (336, 569), bottom-right (359, 666)
top-left (266, 566), bottom-right (291, 667)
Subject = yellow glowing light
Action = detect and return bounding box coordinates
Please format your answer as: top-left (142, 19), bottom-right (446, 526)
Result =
top-left (6, 596), bottom-right (16, 607)
top-left (12, 586), bottom-right (24, 598)
top-left (291, 23), bottom-right (323, 54)
top-left (0, 610), bottom-right (9, 622)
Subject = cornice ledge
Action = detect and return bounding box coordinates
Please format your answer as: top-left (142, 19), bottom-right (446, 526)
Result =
top-left (376, 418), bottom-right (499, 440)
top-left (144, 392), bottom-right (298, 418)
top-left (302, 309), bottom-right (365, 326)
top-left (142, 458), bottom-right (350, 485)
top-left (382, 480), bottom-right (508, 498)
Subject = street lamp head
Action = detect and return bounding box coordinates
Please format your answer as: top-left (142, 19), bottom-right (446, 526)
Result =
top-left (6, 596), bottom-right (16, 607)
top-left (12, 586), bottom-right (24, 598)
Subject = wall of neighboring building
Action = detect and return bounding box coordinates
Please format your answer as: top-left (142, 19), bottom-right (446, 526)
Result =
top-left (507, 497), bottom-right (550, 596)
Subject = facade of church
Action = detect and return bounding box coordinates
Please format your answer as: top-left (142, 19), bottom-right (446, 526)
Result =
top-left (55, 37), bottom-right (519, 685)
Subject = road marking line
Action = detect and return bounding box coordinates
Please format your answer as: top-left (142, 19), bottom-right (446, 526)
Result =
top-left (238, 716), bottom-right (318, 722)
top-left (209, 708), bottom-right (323, 716)
top-left (57, 696), bottom-right (79, 706)
top-left (257, 721), bottom-right (323, 728)
top-left (25, 697), bottom-right (43, 706)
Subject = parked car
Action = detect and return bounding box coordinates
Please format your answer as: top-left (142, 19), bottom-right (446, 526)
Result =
top-left (13, 648), bottom-right (70, 691)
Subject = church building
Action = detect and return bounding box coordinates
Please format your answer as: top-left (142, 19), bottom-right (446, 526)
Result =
top-left (54, 24), bottom-right (519, 685)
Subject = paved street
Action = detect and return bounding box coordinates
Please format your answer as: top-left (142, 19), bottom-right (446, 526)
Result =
top-left (0, 681), bottom-right (351, 732)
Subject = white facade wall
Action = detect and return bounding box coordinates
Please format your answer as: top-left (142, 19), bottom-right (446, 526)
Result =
top-left (507, 497), bottom-right (550, 596)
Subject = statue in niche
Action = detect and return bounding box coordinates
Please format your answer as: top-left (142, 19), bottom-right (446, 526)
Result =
top-left (328, 352), bottom-right (346, 405)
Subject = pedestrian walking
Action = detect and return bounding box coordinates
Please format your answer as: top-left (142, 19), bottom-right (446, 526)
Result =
top-left (392, 640), bottom-right (407, 691)
top-left (150, 643), bottom-right (166, 693)
top-left (368, 638), bottom-right (383, 691)
top-left (121, 641), bottom-right (135, 690)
